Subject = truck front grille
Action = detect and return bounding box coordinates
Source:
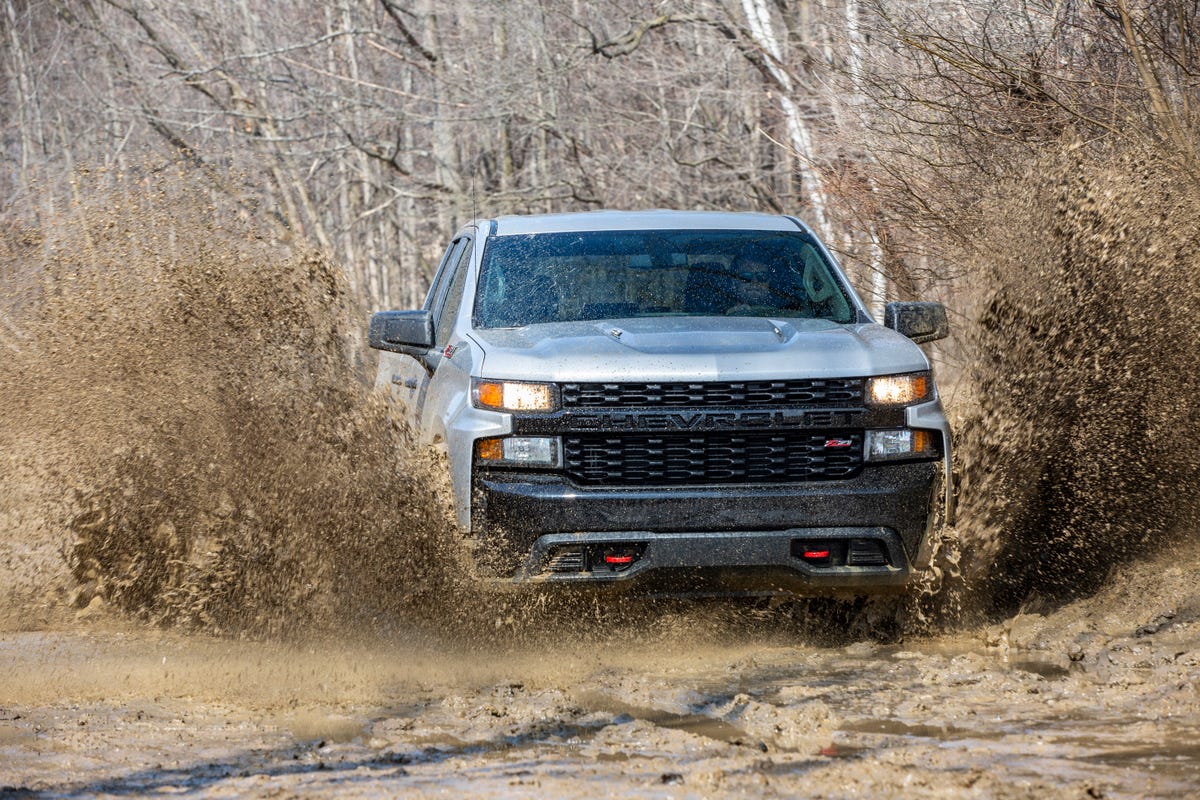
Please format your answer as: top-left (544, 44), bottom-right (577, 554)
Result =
top-left (561, 379), bottom-right (863, 409)
top-left (562, 431), bottom-right (863, 486)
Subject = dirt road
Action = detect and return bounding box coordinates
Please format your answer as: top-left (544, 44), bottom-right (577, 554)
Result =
top-left (4, 543), bottom-right (1199, 799)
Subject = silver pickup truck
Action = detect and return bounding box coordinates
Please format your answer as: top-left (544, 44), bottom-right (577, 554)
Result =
top-left (369, 210), bottom-right (952, 596)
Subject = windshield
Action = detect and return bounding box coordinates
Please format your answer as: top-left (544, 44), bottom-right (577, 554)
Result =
top-left (473, 229), bottom-right (855, 328)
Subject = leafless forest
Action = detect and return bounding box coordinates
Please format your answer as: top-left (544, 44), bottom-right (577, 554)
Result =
top-left (5, 0), bottom-right (1194, 313)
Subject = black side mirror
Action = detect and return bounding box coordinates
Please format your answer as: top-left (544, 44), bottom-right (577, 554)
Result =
top-left (368, 310), bottom-right (433, 353)
top-left (884, 301), bottom-right (948, 344)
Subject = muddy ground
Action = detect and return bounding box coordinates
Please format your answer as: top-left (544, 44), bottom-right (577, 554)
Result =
top-left (3, 536), bottom-right (1200, 799)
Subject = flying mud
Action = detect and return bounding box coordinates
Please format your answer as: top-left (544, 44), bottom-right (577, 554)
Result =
top-left (2, 154), bottom-right (1200, 797)
top-left (0, 168), bottom-right (471, 637)
top-left (953, 146), bottom-right (1200, 614)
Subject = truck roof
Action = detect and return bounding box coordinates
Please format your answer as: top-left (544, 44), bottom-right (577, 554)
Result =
top-left (489, 209), bottom-right (806, 236)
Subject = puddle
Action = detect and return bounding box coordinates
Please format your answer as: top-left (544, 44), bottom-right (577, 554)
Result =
top-left (283, 712), bottom-right (367, 744)
top-left (5, 630), bottom-right (1200, 797)
top-left (1007, 657), bottom-right (1071, 679)
top-left (0, 720), bottom-right (34, 747)
top-left (573, 691), bottom-right (753, 746)
top-left (841, 718), bottom-right (977, 739)
top-left (1080, 740), bottom-right (1200, 772)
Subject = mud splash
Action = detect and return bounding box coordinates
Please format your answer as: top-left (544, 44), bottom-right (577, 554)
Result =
top-left (0, 167), bottom-right (928, 644)
top-left (4, 150), bottom-right (1200, 640)
top-left (0, 167), bottom-right (462, 636)
top-left (953, 145), bottom-right (1200, 614)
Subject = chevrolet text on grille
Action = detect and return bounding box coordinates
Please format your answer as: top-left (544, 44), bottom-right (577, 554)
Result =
top-left (563, 410), bottom-right (864, 430)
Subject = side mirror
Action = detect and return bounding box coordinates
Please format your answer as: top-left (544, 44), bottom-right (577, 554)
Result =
top-left (368, 310), bottom-right (433, 353)
top-left (884, 301), bottom-right (948, 344)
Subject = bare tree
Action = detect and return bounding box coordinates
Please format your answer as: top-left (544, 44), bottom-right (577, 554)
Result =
top-left (17, 0), bottom-right (1172, 311)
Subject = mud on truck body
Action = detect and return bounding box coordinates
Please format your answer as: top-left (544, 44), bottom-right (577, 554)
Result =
top-left (369, 211), bottom-right (953, 596)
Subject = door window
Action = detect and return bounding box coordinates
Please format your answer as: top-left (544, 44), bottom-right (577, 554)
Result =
top-left (424, 238), bottom-right (466, 310)
top-left (434, 238), bottom-right (473, 347)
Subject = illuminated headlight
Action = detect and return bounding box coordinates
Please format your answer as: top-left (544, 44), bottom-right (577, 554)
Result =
top-left (475, 436), bottom-right (562, 467)
top-left (866, 372), bottom-right (932, 407)
top-left (866, 429), bottom-right (936, 461)
top-left (472, 379), bottom-right (559, 412)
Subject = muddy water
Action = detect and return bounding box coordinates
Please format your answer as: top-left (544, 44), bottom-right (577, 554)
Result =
top-left (3, 578), bottom-right (1198, 800)
top-left (0, 171), bottom-right (467, 637)
top-left (5, 544), bottom-right (1200, 798)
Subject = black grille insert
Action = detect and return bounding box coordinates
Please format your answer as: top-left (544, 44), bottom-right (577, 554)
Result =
top-left (563, 431), bottom-right (863, 486)
top-left (561, 379), bottom-right (863, 409)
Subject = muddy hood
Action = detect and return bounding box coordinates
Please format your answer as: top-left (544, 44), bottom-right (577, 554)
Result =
top-left (467, 317), bottom-right (930, 382)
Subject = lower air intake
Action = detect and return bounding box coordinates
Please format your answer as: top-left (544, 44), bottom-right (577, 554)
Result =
top-left (545, 546), bottom-right (586, 573)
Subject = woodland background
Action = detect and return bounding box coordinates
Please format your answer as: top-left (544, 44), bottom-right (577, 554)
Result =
top-left (4, 0), bottom-right (1195, 316)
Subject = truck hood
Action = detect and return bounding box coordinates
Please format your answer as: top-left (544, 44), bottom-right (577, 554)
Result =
top-left (467, 317), bottom-right (930, 382)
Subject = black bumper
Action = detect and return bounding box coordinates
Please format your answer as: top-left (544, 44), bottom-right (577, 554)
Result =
top-left (472, 461), bottom-right (939, 594)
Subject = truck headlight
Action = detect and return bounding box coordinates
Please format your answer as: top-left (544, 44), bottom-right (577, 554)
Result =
top-left (866, 372), bottom-right (932, 407)
top-left (866, 429), bottom-right (936, 461)
top-left (473, 379), bottom-right (559, 412)
top-left (475, 436), bottom-right (562, 467)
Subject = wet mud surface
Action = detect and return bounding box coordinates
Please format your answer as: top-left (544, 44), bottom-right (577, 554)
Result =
top-left (4, 543), bottom-right (1200, 799)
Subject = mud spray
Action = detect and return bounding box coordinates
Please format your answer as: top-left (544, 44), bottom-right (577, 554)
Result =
top-left (2, 150), bottom-right (1199, 643)
top-left (950, 143), bottom-right (1200, 618)
top-left (0, 167), bottom-right (468, 637)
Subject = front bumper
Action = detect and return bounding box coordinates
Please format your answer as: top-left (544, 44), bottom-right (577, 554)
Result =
top-left (472, 460), bottom-right (939, 593)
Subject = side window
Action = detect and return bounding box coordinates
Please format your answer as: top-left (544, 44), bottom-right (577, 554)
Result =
top-left (434, 238), bottom-right (473, 347)
top-left (424, 238), bottom-right (466, 310)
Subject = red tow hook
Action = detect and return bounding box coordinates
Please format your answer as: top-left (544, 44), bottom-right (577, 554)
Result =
top-left (599, 547), bottom-right (640, 571)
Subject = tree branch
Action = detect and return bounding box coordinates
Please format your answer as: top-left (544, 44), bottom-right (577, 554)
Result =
top-left (586, 14), bottom-right (700, 59)
top-left (378, 0), bottom-right (437, 63)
